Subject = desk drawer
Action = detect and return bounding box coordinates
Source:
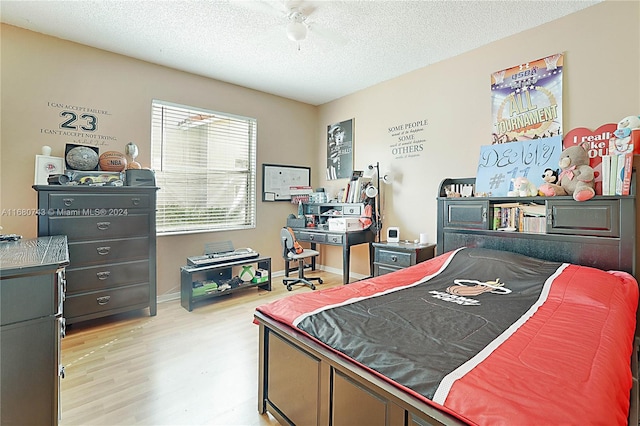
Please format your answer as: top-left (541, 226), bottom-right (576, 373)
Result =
top-left (68, 237), bottom-right (149, 266)
top-left (64, 283), bottom-right (149, 319)
top-left (296, 231), bottom-right (327, 243)
top-left (375, 248), bottom-right (413, 268)
top-left (342, 205), bottom-right (362, 215)
top-left (326, 234), bottom-right (343, 244)
top-left (48, 193), bottom-right (150, 210)
top-left (65, 260), bottom-right (149, 294)
top-left (49, 214), bottom-right (149, 240)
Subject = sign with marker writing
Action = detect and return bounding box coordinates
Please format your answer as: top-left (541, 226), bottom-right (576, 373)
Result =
top-left (476, 135), bottom-right (562, 196)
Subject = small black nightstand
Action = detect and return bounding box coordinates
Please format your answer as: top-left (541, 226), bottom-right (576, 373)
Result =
top-left (372, 241), bottom-right (436, 276)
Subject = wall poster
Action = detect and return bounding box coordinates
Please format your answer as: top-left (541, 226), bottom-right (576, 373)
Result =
top-left (491, 53), bottom-right (564, 144)
top-left (326, 118), bottom-right (353, 180)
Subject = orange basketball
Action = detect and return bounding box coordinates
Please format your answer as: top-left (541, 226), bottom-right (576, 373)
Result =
top-left (99, 151), bottom-right (127, 172)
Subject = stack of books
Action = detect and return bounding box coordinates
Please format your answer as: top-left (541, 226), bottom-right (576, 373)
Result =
top-left (342, 171), bottom-right (371, 203)
top-left (492, 202), bottom-right (546, 234)
top-left (601, 153), bottom-right (633, 196)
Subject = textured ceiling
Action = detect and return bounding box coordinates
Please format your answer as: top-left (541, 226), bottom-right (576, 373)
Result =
top-left (1, 0), bottom-right (601, 105)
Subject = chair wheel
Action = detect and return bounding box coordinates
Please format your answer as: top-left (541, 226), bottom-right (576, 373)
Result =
top-left (310, 284), bottom-right (316, 290)
top-left (286, 286), bottom-right (292, 291)
top-left (318, 279), bottom-right (323, 284)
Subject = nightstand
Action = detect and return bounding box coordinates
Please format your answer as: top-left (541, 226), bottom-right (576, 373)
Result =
top-left (372, 241), bottom-right (436, 276)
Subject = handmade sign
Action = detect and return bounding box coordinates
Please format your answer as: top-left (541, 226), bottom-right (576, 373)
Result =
top-left (476, 136), bottom-right (563, 197)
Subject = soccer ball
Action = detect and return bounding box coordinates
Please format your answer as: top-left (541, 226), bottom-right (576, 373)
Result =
top-left (239, 265), bottom-right (255, 282)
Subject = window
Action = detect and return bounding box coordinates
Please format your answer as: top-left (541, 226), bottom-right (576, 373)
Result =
top-left (151, 100), bottom-right (257, 235)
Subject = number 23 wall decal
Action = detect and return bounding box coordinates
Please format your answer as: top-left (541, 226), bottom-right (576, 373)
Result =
top-left (60, 111), bottom-right (97, 132)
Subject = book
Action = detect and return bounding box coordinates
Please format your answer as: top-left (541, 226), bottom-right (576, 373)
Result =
top-left (620, 153), bottom-right (633, 196)
top-left (615, 154), bottom-right (625, 195)
top-left (609, 155), bottom-right (618, 196)
top-left (601, 155), bottom-right (611, 196)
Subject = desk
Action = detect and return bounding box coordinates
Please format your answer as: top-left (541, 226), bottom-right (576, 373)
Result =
top-left (289, 228), bottom-right (375, 284)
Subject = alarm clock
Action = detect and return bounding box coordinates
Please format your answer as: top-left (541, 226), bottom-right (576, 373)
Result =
top-left (387, 227), bottom-right (400, 243)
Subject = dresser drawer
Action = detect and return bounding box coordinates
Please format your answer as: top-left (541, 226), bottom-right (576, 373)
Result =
top-left (326, 234), bottom-right (343, 244)
top-left (64, 283), bottom-right (150, 320)
top-left (68, 237), bottom-right (149, 266)
top-left (48, 214), bottom-right (149, 240)
top-left (65, 260), bottom-right (149, 294)
top-left (48, 193), bottom-right (150, 210)
top-left (375, 247), bottom-right (413, 268)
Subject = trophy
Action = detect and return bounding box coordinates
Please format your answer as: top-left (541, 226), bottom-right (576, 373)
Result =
top-left (125, 142), bottom-right (141, 169)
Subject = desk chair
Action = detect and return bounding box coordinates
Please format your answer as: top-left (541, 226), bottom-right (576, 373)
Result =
top-left (281, 227), bottom-right (323, 291)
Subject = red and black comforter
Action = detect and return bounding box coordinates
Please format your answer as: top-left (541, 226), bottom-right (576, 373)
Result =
top-left (256, 248), bottom-right (639, 425)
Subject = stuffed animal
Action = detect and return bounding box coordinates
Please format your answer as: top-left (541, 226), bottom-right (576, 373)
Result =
top-left (610, 115), bottom-right (640, 155)
top-left (508, 176), bottom-right (538, 197)
top-left (539, 144), bottom-right (595, 201)
top-left (541, 168), bottom-right (559, 184)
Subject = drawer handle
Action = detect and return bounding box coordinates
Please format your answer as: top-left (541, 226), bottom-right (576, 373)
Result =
top-left (96, 295), bottom-right (111, 306)
top-left (131, 197), bottom-right (141, 206)
top-left (97, 221), bottom-right (111, 230)
top-left (391, 255), bottom-right (398, 263)
top-left (309, 235), bottom-right (315, 240)
top-left (96, 271), bottom-right (111, 280)
top-left (60, 317), bottom-right (66, 338)
top-left (96, 246), bottom-right (111, 256)
top-left (63, 198), bottom-right (74, 207)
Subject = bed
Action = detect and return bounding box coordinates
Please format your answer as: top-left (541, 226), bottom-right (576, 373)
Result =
top-left (256, 165), bottom-right (640, 426)
top-left (255, 247), bottom-right (639, 425)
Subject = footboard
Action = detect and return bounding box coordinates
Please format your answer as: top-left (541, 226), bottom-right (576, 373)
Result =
top-left (255, 311), bottom-right (462, 426)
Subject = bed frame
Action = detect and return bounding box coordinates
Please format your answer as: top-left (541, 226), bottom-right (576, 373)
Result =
top-left (256, 160), bottom-right (640, 425)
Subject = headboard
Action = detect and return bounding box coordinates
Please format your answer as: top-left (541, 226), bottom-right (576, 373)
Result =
top-left (436, 155), bottom-right (639, 279)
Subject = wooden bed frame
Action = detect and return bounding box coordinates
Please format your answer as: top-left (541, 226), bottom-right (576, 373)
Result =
top-left (256, 162), bottom-right (640, 425)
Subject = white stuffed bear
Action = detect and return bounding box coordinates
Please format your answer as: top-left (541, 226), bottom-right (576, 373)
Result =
top-left (610, 115), bottom-right (640, 155)
top-left (509, 176), bottom-right (538, 197)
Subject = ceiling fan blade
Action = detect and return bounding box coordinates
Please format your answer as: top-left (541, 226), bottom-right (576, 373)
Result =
top-left (232, 0), bottom-right (287, 17)
top-left (307, 21), bottom-right (348, 46)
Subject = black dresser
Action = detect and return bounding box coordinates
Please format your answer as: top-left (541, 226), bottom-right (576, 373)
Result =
top-left (34, 185), bottom-right (158, 325)
top-left (1, 235), bottom-right (69, 425)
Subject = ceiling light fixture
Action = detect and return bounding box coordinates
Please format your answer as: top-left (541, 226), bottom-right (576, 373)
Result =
top-left (286, 21), bottom-right (307, 41)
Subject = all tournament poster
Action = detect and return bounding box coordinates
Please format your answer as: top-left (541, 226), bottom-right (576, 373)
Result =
top-left (491, 53), bottom-right (563, 144)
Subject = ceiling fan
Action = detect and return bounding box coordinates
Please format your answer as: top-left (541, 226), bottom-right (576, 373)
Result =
top-left (240, 0), bottom-right (347, 47)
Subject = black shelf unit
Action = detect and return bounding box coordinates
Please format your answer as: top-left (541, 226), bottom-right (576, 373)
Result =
top-left (180, 256), bottom-right (271, 312)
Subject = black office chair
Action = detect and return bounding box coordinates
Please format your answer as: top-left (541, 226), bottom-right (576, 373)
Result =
top-left (281, 227), bottom-right (323, 291)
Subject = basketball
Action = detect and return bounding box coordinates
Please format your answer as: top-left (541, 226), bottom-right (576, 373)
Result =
top-left (99, 151), bottom-right (127, 172)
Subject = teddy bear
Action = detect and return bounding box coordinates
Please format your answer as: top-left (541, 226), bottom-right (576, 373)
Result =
top-left (538, 144), bottom-right (595, 201)
top-left (610, 115), bottom-right (640, 155)
top-left (508, 176), bottom-right (538, 197)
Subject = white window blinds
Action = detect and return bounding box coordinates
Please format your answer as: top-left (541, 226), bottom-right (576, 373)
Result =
top-left (151, 100), bottom-right (257, 235)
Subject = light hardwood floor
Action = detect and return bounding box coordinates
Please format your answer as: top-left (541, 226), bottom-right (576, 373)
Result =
top-left (59, 270), bottom-right (343, 426)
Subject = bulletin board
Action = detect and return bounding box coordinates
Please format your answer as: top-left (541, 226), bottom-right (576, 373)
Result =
top-left (262, 164), bottom-right (311, 201)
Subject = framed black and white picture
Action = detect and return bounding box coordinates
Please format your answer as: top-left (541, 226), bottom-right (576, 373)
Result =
top-left (326, 118), bottom-right (354, 180)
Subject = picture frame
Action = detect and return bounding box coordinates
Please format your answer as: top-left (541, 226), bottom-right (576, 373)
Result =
top-left (34, 155), bottom-right (64, 185)
top-left (262, 163), bottom-right (311, 201)
top-left (326, 118), bottom-right (354, 180)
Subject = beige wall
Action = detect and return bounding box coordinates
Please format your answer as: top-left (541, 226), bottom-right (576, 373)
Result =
top-left (2, 1), bottom-right (639, 296)
top-left (0, 24), bottom-right (317, 296)
top-left (317, 0), bottom-right (639, 273)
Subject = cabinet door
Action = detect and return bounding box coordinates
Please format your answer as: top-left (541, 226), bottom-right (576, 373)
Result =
top-left (444, 200), bottom-right (489, 230)
top-left (547, 200), bottom-right (620, 237)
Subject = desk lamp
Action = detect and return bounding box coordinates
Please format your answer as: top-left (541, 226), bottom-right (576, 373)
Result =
top-left (364, 162), bottom-right (388, 242)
